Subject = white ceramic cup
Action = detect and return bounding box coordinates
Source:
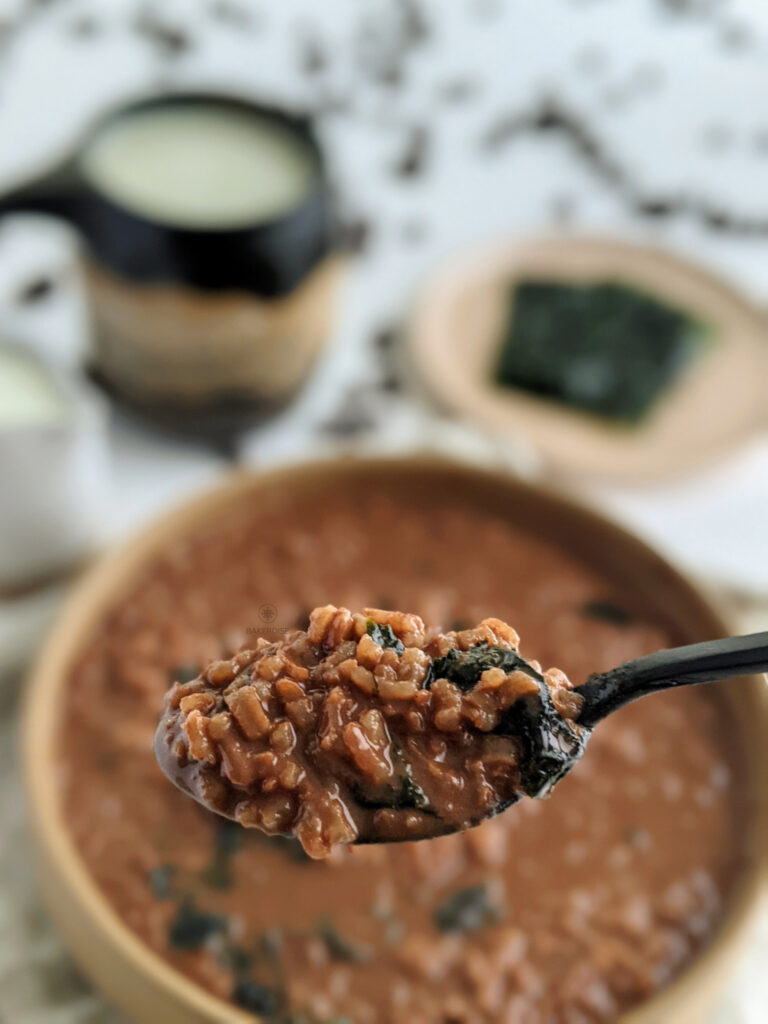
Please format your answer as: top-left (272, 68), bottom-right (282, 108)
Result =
top-left (0, 342), bottom-right (110, 589)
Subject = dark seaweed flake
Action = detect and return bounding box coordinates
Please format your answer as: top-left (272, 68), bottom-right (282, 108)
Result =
top-left (634, 196), bottom-right (676, 218)
top-left (498, 688), bottom-right (587, 799)
top-left (221, 944), bottom-right (253, 976)
top-left (352, 775), bottom-right (430, 814)
top-left (233, 979), bottom-right (281, 1015)
top-left (429, 642), bottom-right (541, 692)
top-left (582, 599), bottom-right (634, 626)
top-left (366, 619), bottom-right (404, 653)
top-left (474, 96), bottom-right (768, 239)
top-left (399, 774), bottom-right (430, 811)
top-left (169, 902), bottom-right (226, 950)
top-left (298, 33), bottom-right (327, 75)
top-left (398, 0), bottom-right (431, 46)
top-left (148, 864), bottom-right (175, 900)
top-left (434, 884), bottom-right (499, 934)
top-left (14, 275), bottom-right (57, 305)
top-left (373, 325), bottom-right (399, 352)
top-left (133, 12), bottom-right (191, 56)
top-left (319, 400), bottom-right (377, 438)
top-left (340, 215), bottom-right (373, 255)
top-left (393, 125), bottom-right (429, 179)
top-left (379, 372), bottom-right (403, 393)
top-left (701, 206), bottom-right (735, 231)
top-left (317, 919), bottom-right (373, 963)
top-left (495, 280), bottom-right (707, 423)
top-left (533, 102), bottom-right (569, 133)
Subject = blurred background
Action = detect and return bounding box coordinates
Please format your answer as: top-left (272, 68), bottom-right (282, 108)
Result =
top-left (0, 0), bottom-right (766, 1020)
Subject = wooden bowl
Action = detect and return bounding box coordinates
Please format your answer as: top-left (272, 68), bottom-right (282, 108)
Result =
top-left (22, 456), bottom-right (767, 1023)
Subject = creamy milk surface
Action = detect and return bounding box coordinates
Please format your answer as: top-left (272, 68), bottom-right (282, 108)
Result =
top-left (0, 347), bottom-right (69, 426)
top-left (82, 104), bottom-right (316, 228)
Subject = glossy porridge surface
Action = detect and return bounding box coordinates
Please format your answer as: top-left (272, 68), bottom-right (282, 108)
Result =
top-left (58, 476), bottom-right (748, 1023)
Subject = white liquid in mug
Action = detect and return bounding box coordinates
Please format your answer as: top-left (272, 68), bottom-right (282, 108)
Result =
top-left (0, 347), bottom-right (69, 426)
top-left (82, 104), bottom-right (318, 229)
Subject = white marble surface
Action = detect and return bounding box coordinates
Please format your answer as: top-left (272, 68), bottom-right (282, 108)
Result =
top-left (0, 0), bottom-right (765, 1020)
top-left (1, 0), bottom-right (768, 592)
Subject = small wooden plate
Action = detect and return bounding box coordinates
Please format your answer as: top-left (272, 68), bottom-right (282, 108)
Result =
top-left (409, 236), bottom-right (768, 486)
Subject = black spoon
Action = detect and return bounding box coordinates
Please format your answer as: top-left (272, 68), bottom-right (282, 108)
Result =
top-left (505, 630), bottom-right (768, 803)
top-left (154, 625), bottom-right (767, 851)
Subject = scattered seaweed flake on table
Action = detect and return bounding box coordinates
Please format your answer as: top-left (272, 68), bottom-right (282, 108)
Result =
top-left (297, 31), bottom-right (328, 76)
top-left (392, 124), bottom-right (430, 179)
top-left (494, 280), bottom-right (709, 424)
top-left (318, 392), bottom-right (378, 438)
top-left (132, 11), bottom-right (192, 57)
top-left (339, 213), bottom-right (373, 255)
top-left (208, 1), bottom-right (258, 30)
top-left (13, 274), bottom-right (59, 306)
top-left (371, 322), bottom-right (405, 393)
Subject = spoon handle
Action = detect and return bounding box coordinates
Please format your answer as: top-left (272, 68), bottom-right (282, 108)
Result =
top-left (574, 631), bottom-right (768, 729)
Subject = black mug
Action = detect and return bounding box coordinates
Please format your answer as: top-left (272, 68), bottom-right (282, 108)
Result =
top-left (0, 91), bottom-right (345, 437)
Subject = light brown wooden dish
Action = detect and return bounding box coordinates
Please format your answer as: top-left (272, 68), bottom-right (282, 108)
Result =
top-left (22, 456), bottom-right (767, 1024)
top-left (409, 237), bottom-right (768, 486)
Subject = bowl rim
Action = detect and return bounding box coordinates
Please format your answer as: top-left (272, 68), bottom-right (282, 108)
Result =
top-left (22, 452), bottom-right (767, 1024)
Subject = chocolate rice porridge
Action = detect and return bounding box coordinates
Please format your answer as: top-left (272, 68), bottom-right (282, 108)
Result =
top-left (154, 607), bottom-right (586, 856)
top-left (57, 470), bottom-right (748, 1023)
